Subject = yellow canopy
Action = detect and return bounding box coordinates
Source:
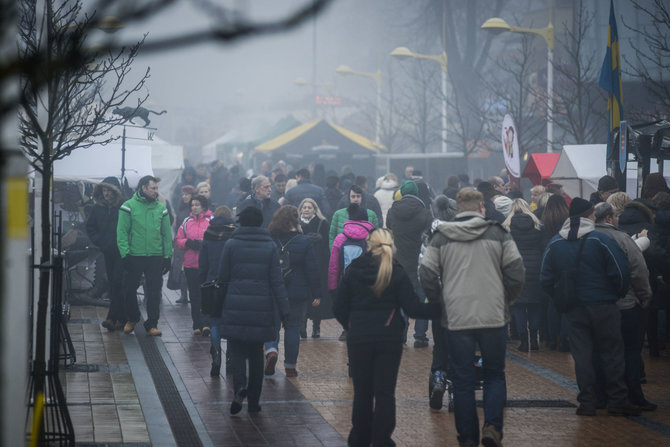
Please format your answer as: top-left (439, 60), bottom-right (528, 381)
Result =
top-left (255, 119), bottom-right (385, 153)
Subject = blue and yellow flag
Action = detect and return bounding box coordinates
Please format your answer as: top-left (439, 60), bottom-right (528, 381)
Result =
top-left (599, 0), bottom-right (623, 158)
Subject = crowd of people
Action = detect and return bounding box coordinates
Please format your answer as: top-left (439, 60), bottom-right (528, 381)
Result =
top-left (83, 159), bottom-right (670, 447)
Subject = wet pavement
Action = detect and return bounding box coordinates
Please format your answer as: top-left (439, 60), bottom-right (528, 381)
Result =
top-left (62, 285), bottom-right (670, 446)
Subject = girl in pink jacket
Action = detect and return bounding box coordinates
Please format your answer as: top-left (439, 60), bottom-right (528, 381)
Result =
top-left (176, 195), bottom-right (213, 335)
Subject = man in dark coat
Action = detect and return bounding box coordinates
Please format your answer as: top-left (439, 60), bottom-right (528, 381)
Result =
top-left (236, 175), bottom-right (280, 228)
top-left (589, 175), bottom-right (619, 205)
top-left (284, 168), bottom-right (331, 217)
top-left (541, 198), bottom-right (638, 417)
top-left (208, 160), bottom-right (229, 209)
top-left (217, 206), bottom-right (289, 414)
top-left (386, 180), bottom-right (433, 347)
top-left (86, 177), bottom-right (125, 331)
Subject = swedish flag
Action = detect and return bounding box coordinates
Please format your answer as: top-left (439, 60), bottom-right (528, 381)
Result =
top-left (599, 0), bottom-right (623, 157)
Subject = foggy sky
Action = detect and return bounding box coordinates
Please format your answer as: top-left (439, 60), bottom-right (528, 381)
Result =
top-left (116, 0), bottom-right (398, 148)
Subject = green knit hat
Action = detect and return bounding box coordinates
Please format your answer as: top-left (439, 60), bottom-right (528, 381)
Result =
top-left (400, 180), bottom-right (418, 197)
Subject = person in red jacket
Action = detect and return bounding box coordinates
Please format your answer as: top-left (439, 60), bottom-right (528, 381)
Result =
top-left (176, 195), bottom-right (213, 335)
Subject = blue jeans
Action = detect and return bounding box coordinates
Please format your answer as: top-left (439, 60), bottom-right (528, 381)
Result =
top-left (447, 326), bottom-right (507, 445)
top-left (210, 316), bottom-right (223, 347)
top-left (265, 300), bottom-right (307, 368)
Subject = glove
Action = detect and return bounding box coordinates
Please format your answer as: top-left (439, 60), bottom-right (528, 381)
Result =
top-left (162, 258), bottom-right (171, 275)
top-left (185, 239), bottom-right (201, 250)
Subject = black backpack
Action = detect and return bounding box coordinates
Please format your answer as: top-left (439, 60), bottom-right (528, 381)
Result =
top-left (279, 235), bottom-right (300, 278)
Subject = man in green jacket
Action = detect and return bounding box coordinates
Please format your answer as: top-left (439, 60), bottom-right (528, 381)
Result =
top-left (118, 175), bottom-right (173, 336)
top-left (329, 184), bottom-right (378, 247)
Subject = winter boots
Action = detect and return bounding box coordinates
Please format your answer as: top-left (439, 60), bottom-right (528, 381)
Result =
top-left (210, 346), bottom-right (222, 377)
top-left (429, 370), bottom-right (448, 410)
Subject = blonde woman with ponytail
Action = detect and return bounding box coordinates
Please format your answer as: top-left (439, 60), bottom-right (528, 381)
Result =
top-left (333, 228), bottom-right (441, 446)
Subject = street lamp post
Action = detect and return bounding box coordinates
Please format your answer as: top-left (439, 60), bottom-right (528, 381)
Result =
top-left (391, 47), bottom-right (448, 153)
top-left (481, 5), bottom-right (554, 153)
top-left (335, 65), bottom-right (382, 144)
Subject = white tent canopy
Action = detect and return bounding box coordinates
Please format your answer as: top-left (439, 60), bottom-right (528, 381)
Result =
top-left (551, 145), bottom-right (639, 199)
top-left (51, 125), bottom-right (184, 195)
top-left (53, 143), bottom-right (152, 188)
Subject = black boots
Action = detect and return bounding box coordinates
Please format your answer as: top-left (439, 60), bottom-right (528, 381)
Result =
top-left (429, 370), bottom-right (448, 410)
top-left (210, 346), bottom-right (221, 377)
top-left (312, 320), bottom-right (321, 338)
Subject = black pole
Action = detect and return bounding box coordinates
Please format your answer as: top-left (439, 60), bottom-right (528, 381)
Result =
top-left (121, 125), bottom-right (126, 184)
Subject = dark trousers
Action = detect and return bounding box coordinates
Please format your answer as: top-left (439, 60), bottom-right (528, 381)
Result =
top-left (511, 303), bottom-right (541, 337)
top-left (547, 301), bottom-right (568, 344)
top-left (595, 306), bottom-right (646, 405)
top-left (184, 268), bottom-right (209, 330)
top-left (103, 249), bottom-right (124, 322)
top-left (447, 326), bottom-right (507, 446)
top-left (567, 303), bottom-right (628, 409)
top-left (123, 255), bottom-right (163, 329)
top-left (348, 341), bottom-right (403, 447)
top-left (431, 321), bottom-right (449, 372)
top-left (228, 340), bottom-right (265, 409)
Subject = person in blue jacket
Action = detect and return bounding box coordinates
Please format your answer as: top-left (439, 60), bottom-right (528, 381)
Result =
top-left (217, 206), bottom-right (289, 415)
top-left (541, 197), bottom-right (638, 417)
top-left (264, 205), bottom-right (320, 378)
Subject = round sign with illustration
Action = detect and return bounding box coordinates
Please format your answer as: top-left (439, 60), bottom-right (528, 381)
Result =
top-left (501, 114), bottom-right (520, 178)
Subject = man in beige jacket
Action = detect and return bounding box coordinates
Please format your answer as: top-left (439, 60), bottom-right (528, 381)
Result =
top-left (419, 188), bottom-right (525, 447)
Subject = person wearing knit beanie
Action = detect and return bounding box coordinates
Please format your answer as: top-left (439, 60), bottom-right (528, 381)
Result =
top-left (237, 206), bottom-right (264, 227)
top-left (569, 197), bottom-right (594, 218)
top-left (347, 203), bottom-right (369, 221)
top-left (400, 180), bottom-right (419, 197)
top-left (590, 175), bottom-right (619, 205)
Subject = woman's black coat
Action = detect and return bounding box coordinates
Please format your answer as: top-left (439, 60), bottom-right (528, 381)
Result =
top-left (217, 226), bottom-right (289, 342)
top-left (508, 213), bottom-right (545, 305)
top-left (334, 253), bottom-right (441, 345)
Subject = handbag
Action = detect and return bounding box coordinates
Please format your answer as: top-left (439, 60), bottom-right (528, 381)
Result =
top-left (166, 258), bottom-right (182, 290)
top-left (201, 281), bottom-right (226, 317)
top-left (551, 236), bottom-right (587, 313)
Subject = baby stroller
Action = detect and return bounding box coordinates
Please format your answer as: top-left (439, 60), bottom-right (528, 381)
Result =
top-left (444, 355), bottom-right (485, 412)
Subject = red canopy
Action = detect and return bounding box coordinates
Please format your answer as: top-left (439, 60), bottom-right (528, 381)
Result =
top-left (522, 153), bottom-right (560, 185)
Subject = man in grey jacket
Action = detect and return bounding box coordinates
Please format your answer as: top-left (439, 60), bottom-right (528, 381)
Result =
top-left (419, 188), bottom-right (525, 447)
top-left (594, 202), bottom-right (656, 411)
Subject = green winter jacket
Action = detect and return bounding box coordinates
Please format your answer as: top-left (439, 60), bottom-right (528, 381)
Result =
top-left (117, 191), bottom-right (173, 259)
top-left (329, 207), bottom-right (378, 248)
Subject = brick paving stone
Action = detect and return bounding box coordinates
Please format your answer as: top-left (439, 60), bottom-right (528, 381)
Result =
top-left (60, 286), bottom-right (670, 446)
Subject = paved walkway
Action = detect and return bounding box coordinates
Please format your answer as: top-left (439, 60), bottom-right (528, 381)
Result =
top-left (62, 286), bottom-right (670, 446)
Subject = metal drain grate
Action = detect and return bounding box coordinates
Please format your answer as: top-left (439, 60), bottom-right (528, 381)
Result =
top-left (134, 324), bottom-right (202, 447)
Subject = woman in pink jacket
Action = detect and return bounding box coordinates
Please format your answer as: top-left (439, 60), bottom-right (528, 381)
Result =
top-left (176, 195), bottom-right (213, 335)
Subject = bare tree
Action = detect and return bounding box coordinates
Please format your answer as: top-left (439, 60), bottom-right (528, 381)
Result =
top-left (401, 0), bottom-right (506, 156)
top-left (18, 0), bottom-right (151, 414)
top-left (623, 0), bottom-right (670, 118)
top-left (1, 0), bottom-right (335, 123)
top-left (483, 32), bottom-right (545, 156)
top-left (393, 61), bottom-right (441, 153)
top-left (552, 0), bottom-right (607, 144)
